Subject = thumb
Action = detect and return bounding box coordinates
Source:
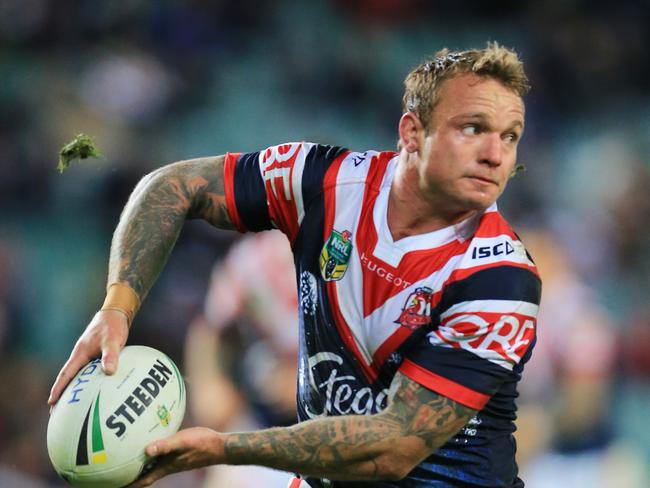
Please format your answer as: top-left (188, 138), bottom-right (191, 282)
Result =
top-left (100, 318), bottom-right (128, 375)
top-left (146, 434), bottom-right (183, 457)
top-left (101, 339), bottom-right (121, 375)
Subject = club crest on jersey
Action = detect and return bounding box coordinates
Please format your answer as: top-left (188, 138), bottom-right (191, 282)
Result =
top-left (320, 229), bottom-right (353, 281)
top-left (396, 286), bottom-right (433, 330)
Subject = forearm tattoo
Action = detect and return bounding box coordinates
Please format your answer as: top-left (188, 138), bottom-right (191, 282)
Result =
top-left (107, 156), bottom-right (231, 298)
top-left (383, 372), bottom-right (476, 450)
top-left (223, 373), bottom-right (476, 480)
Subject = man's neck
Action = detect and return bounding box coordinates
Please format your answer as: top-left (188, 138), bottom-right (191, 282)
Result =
top-left (387, 155), bottom-right (477, 242)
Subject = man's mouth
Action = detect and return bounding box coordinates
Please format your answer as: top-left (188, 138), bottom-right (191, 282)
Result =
top-left (467, 175), bottom-right (497, 185)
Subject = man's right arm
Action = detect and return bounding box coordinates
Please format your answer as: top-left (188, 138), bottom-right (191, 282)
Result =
top-left (107, 155), bottom-right (233, 300)
top-left (127, 372), bottom-right (476, 487)
top-left (49, 155), bottom-right (233, 405)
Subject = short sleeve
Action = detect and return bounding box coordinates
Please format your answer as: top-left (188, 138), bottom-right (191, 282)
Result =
top-left (223, 143), bottom-right (347, 242)
top-left (400, 265), bottom-right (542, 410)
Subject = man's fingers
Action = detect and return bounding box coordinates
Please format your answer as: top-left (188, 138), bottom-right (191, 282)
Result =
top-left (48, 353), bottom-right (89, 405)
top-left (127, 457), bottom-right (173, 488)
top-left (48, 373), bottom-right (66, 406)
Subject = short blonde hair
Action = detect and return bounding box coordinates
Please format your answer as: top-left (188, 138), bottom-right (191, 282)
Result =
top-left (402, 42), bottom-right (530, 131)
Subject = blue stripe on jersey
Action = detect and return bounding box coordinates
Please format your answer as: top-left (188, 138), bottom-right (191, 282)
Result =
top-left (406, 345), bottom-right (509, 397)
top-left (438, 266), bottom-right (541, 316)
top-left (233, 151), bottom-right (272, 231)
top-left (300, 145), bottom-right (347, 209)
top-left (292, 148), bottom-right (392, 421)
top-left (483, 367), bottom-right (523, 421)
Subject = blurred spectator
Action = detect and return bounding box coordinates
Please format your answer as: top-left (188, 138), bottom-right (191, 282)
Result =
top-left (516, 229), bottom-right (646, 487)
top-left (184, 231), bottom-right (298, 487)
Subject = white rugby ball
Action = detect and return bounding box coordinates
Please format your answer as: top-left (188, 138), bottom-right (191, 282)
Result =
top-left (47, 345), bottom-right (186, 487)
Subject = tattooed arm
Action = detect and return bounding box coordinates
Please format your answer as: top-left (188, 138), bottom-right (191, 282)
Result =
top-left (130, 372), bottom-right (477, 486)
top-left (49, 156), bottom-right (232, 405)
top-left (108, 156), bottom-right (232, 299)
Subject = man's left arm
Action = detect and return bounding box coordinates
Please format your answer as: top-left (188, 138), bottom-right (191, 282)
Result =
top-left (129, 372), bottom-right (476, 486)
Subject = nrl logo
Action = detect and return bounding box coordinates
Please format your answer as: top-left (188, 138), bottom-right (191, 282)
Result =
top-left (319, 229), bottom-right (353, 281)
top-left (157, 405), bottom-right (171, 427)
top-left (396, 286), bottom-right (433, 330)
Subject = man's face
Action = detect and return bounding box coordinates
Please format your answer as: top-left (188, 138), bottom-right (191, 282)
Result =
top-left (418, 73), bottom-right (525, 213)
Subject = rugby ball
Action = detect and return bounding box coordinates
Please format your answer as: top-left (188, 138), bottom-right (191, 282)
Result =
top-left (47, 346), bottom-right (186, 487)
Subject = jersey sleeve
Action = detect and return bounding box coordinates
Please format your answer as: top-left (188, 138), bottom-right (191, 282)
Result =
top-left (223, 142), bottom-right (347, 242)
top-left (400, 263), bottom-right (542, 411)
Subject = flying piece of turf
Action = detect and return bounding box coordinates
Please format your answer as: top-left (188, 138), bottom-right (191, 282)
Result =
top-left (57, 134), bottom-right (102, 173)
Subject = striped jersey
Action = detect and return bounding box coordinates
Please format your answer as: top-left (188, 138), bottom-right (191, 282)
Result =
top-left (223, 142), bottom-right (542, 487)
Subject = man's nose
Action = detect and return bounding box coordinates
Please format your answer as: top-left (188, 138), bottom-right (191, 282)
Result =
top-left (478, 133), bottom-right (502, 166)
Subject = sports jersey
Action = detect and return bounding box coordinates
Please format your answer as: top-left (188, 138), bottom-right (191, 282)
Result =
top-left (223, 142), bottom-right (542, 487)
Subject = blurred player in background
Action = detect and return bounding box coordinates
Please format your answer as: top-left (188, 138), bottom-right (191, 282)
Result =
top-left (514, 230), bottom-right (645, 488)
top-left (185, 231), bottom-right (298, 487)
top-left (49, 42), bottom-right (542, 487)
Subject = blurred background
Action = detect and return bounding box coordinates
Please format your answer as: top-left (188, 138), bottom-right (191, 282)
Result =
top-left (1, 0), bottom-right (649, 486)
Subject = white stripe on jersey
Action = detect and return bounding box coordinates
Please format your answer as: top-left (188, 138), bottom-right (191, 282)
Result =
top-left (292, 143), bottom-right (314, 225)
top-left (441, 300), bottom-right (539, 320)
top-left (331, 151), bottom-right (380, 365)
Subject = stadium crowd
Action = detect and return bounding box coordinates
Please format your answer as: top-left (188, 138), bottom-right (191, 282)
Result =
top-left (0, 0), bottom-right (649, 486)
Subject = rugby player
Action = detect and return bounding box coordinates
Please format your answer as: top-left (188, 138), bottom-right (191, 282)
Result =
top-left (49, 42), bottom-right (541, 487)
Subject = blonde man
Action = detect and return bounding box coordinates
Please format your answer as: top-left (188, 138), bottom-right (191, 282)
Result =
top-left (50, 43), bottom-right (541, 487)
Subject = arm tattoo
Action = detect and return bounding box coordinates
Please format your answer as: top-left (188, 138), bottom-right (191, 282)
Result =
top-left (222, 373), bottom-right (476, 481)
top-left (108, 156), bottom-right (232, 298)
top-left (382, 372), bottom-right (476, 451)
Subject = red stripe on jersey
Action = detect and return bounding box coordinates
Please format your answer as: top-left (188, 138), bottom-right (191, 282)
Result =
top-left (372, 326), bottom-right (412, 368)
top-left (473, 211), bottom-right (518, 239)
top-left (360, 240), bottom-right (471, 319)
top-left (355, 152), bottom-right (392, 314)
top-left (399, 359), bottom-right (490, 410)
top-left (263, 145), bottom-right (301, 243)
top-left (355, 151), bottom-right (394, 242)
top-left (223, 152), bottom-right (246, 232)
top-left (322, 150), bottom-right (350, 237)
top-left (323, 152), bottom-right (377, 382)
top-left (288, 477), bottom-right (303, 488)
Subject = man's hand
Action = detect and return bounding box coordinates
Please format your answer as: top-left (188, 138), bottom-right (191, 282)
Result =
top-left (127, 428), bottom-right (223, 487)
top-left (115, 373), bottom-right (476, 486)
top-left (47, 309), bottom-right (129, 406)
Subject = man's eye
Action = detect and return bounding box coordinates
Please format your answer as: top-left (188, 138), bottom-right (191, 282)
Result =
top-left (461, 125), bottom-right (479, 136)
top-left (503, 133), bottom-right (519, 143)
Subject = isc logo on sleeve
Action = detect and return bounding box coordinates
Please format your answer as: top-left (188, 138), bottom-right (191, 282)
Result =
top-left (467, 237), bottom-right (531, 267)
top-left (471, 241), bottom-right (515, 259)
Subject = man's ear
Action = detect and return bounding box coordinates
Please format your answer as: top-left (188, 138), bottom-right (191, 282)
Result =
top-left (398, 112), bottom-right (423, 153)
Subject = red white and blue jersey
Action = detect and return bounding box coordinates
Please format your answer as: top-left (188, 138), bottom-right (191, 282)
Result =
top-left (223, 143), bottom-right (542, 488)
